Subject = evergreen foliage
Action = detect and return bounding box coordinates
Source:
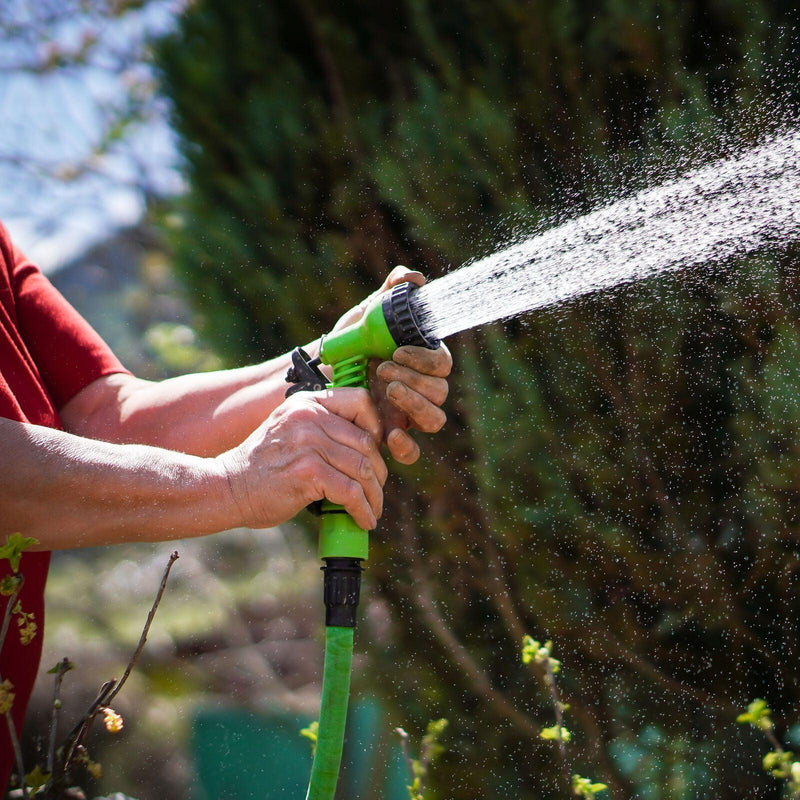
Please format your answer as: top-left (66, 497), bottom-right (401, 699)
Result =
top-left (157, 2), bottom-right (800, 797)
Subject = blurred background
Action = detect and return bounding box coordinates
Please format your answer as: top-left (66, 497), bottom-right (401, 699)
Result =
top-left (5, 1), bottom-right (800, 798)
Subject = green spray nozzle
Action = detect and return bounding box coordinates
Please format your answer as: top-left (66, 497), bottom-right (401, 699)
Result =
top-left (313, 282), bottom-right (437, 560)
top-left (294, 281), bottom-right (439, 800)
top-left (285, 282), bottom-right (438, 562)
top-left (319, 281), bottom-right (438, 379)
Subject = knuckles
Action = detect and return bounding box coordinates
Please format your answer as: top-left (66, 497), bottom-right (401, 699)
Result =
top-left (293, 452), bottom-right (322, 484)
top-left (351, 386), bottom-right (376, 413)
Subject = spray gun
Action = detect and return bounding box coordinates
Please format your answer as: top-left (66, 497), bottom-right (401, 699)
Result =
top-left (285, 281), bottom-right (439, 800)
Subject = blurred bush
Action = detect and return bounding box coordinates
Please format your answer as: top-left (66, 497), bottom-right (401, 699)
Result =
top-left (156, 2), bottom-right (800, 797)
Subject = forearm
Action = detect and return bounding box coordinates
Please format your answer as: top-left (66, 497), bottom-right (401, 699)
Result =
top-left (63, 340), bottom-right (321, 456)
top-left (0, 418), bottom-right (238, 550)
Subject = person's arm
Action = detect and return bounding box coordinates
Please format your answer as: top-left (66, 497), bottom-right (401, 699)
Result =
top-left (1, 417), bottom-right (233, 549)
top-left (59, 346), bottom-right (313, 457)
top-left (3, 388), bottom-right (386, 550)
top-left (60, 267), bottom-right (452, 461)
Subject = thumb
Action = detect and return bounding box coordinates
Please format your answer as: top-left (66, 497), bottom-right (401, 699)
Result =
top-left (380, 265), bottom-right (426, 293)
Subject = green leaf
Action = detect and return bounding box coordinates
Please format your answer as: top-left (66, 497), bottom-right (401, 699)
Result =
top-left (763, 749), bottom-right (793, 778)
top-left (47, 658), bottom-right (75, 675)
top-left (521, 635), bottom-right (561, 672)
top-left (572, 774), bottom-right (608, 796)
top-left (540, 724), bottom-right (571, 742)
top-left (737, 699), bottom-right (773, 731)
top-left (24, 764), bottom-right (50, 792)
top-left (0, 575), bottom-right (20, 597)
top-left (0, 534), bottom-right (39, 573)
top-left (299, 720), bottom-right (318, 756)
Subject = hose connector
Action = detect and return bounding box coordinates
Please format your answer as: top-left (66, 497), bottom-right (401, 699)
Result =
top-left (381, 282), bottom-right (439, 350)
top-left (322, 558), bottom-right (363, 628)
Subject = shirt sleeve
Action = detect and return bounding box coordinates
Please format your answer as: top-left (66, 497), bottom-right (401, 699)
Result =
top-left (8, 235), bottom-right (130, 409)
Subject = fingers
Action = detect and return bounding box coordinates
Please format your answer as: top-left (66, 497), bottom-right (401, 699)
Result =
top-left (386, 427), bottom-right (421, 465)
top-left (384, 381), bottom-right (447, 433)
top-left (309, 388), bottom-right (387, 523)
top-left (318, 409), bottom-right (387, 481)
top-left (375, 344), bottom-right (452, 437)
top-left (313, 431), bottom-right (384, 520)
top-left (393, 343), bottom-right (453, 378)
top-left (310, 459), bottom-right (378, 530)
top-left (376, 361), bottom-right (448, 406)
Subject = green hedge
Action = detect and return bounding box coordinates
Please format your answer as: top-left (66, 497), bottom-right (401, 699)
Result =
top-left (157, 3), bottom-right (800, 797)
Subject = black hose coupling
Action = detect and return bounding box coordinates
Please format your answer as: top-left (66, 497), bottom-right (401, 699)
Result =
top-left (322, 558), bottom-right (363, 628)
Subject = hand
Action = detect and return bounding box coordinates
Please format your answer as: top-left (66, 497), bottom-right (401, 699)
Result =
top-left (334, 266), bottom-right (453, 465)
top-left (219, 388), bottom-right (387, 531)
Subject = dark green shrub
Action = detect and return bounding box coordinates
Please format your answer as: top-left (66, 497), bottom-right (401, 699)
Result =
top-left (156, 3), bottom-right (800, 796)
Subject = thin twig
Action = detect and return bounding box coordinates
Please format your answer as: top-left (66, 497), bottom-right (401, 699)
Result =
top-left (0, 576), bottom-right (27, 796)
top-left (397, 522), bottom-right (541, 739)
top-left (0, 574), bottom-right (24, 655)
top-left (6, 710), bottom-right (29, 798)
top-left (395, 727), bottom-right (415, 788)
top-left (764, 725), bottom-right (785, 754)
top-left (544, 658), bottom-right (573, 795)
top-left (63, 550), bottom-right (179, 776)
top-left (47, 658), bottom-right (71, 774)
top-left (62, 679), bottom-right (116, 774)
top-left (105, 550), bottom-right (179, 705)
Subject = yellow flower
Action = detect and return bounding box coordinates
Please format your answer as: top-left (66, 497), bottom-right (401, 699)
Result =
top-left (0, 679), bottom-right (15, 714)
top-left (101, 707), bottom-right (124, 734)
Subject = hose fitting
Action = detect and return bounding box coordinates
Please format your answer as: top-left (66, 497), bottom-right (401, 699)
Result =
top-left (322, 558), bottom-right (363, 628)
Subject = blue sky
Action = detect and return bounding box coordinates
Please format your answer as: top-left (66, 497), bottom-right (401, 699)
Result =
top-left (0, 1), bottom-right (182, 272)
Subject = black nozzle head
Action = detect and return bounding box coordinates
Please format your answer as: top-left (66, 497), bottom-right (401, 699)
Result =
top-left (382, 282), bottom-right (440, 350)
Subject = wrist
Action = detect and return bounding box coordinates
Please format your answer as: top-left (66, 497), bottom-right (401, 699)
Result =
top-left (209, 448), bottom-right (257, 530)
top-left (197, 453), bottom-right (247, 532)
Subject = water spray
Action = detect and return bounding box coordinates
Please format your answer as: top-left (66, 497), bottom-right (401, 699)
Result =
top-left (286, 127), bottom-right (800, 799)
top-left (285, 281), bottom-right (439, 800)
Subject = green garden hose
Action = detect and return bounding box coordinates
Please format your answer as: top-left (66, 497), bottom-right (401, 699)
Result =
top-left (305, 626), bottom-right (354, 800)
top-left (286, 282), bottom-right (439, 800)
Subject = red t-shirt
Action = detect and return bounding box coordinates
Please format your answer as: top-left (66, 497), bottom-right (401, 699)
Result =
top-left (0, 222), bottom-right (128, 788)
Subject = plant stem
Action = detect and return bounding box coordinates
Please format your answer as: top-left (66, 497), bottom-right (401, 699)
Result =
top-left (0, 576), bottom-right (28, 796)
top-left (764, 726), bottom-right (784, 753)
top-left (395, 727), bottom-right (416, 793)
top-left (0, 574), bottom-right (24, 654)
top-left (46, 658), bottom-right (70, 774)
top-left (62, 679), bottom-right (116, 775)
top-left (6, 709), bottom-right (29, 798)
top-left (544, 657), bottom-right (573, 796)
top-left (63, 550), bottom-right (179, 778)
top-left (105, 550), bottom-right (179, 705)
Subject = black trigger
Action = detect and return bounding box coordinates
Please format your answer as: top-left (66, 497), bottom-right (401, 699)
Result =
top-left (285, 347), bottom-right (327, 397)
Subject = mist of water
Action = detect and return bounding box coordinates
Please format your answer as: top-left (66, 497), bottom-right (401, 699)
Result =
top-left (410, 129), bottom-right (800, 340)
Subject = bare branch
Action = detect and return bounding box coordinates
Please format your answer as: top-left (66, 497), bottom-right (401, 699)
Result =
top-left (46, 658), bottom-right (72, 775)
top-left (63, 549), bottom-right (179, 776)
top-left (6, 710), bottom-right (29, 798)
top-left (106, 549), bottom-right (179, 705)
top-left (62, 678), bottom-right (116, 774)
top-left (395, 727), bottom-right (415, 788)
